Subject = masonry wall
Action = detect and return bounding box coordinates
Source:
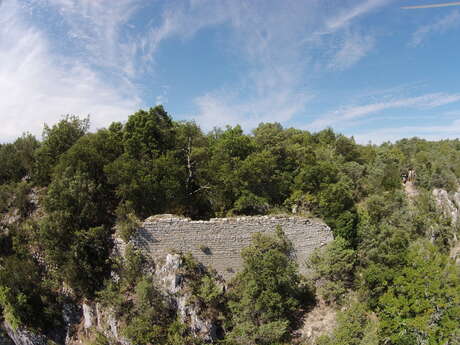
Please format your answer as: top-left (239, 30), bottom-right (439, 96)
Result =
top-left (132, 214), bottom-right (333, 279)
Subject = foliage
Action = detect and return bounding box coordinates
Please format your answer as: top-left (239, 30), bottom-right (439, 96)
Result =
top-left (225, 226), bottom-right (309, 344)
top-left (315, 301), bottom-right (379, 345)
top-left (0, 254), bottom-right (62, 332)
top-left (378, 241), bottom-right (460, 345)
top-left (1, 108), bottom-right (460, 343)
top-left (122, 277), bottom-right (174, 345)
top-left (115, 202), bottom-right (140, 242)
top-left (308, 237), bottom-right (356, 304)
top-left (34, 115), bottom-right (89, 185)
top-left (64, 226), bottom-right (113, 298)
top-left (0, 133), bottom-right (39, 184)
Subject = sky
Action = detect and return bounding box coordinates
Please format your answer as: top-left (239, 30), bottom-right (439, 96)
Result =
top-left (1, 0), bottom-right (460, 144)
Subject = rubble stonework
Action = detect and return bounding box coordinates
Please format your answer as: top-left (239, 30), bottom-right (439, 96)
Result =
top-left (132, 214), bottom-right (333, 278)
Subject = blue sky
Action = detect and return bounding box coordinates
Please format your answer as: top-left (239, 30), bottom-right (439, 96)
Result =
top-left (1, 0), bottom-right (460, 143)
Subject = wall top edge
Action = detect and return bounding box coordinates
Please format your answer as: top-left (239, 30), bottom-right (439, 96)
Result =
top-left (143, 214), bottom-right (327, 226)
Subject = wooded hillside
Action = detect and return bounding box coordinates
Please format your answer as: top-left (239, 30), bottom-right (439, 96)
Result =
top-left (0, 106), bottom-right (458, 345)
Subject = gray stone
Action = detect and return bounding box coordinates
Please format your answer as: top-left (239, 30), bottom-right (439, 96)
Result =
top-left (2, 322), bottom-right (47, 345)
top-left (132, 215), bottom-right (333, 279)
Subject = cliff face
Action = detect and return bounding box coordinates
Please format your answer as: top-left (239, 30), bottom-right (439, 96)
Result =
top-left (132, 214), bottom-right (333, 279)
top-left (432, 188), bottom-right (460, 263)
top-left (432, 189), bottom-right (460, 226)
top-left (63, 252), bottom-right (222, 345)
top-left (0, 214), bottom-right (332, 345)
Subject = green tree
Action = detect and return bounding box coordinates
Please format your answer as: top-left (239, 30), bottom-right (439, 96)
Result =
top-left (123, 277), bottom-right (175, 345)
top-left (123, 105), bottom-right (175, 159)
top-left (316, 301), bottom-right (379, 345)
top-left (34, 115), bottom-right (89, 185)
top-left (0, 134), bottom-right (39, 184)
top-left (64, 226), bottom-right (113, 298)
top-left (40, 129), bottom-right (123, 297)
top-left (226, 227), bottom-right (308, 345)
top-left (378, 241), bottom-right (460, 345)
top-left (308, 237), bottom-right (356, 304)
top-left (206, 125), bottom-right (255, 214)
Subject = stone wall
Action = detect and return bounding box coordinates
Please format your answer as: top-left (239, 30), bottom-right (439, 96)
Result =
top-left (132, 214), bottom-right (333, 279)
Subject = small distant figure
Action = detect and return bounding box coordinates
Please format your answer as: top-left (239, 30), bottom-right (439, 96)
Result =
top-left (408, 169), bottom-right (416, 183)
top-left (402, 173), bottom-right (408, 184)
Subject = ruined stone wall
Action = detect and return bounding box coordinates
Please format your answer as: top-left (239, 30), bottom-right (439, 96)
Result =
top-left (132, 215), bottom-right (333, 278)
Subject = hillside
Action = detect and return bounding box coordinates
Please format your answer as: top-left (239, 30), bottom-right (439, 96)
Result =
top-left (0, 106), bottom-right (459, 345)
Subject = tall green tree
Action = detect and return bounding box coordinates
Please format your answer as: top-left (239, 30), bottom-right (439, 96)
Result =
top-left (226, 227), bottom-right (308, 345)
top-left (0, 134), bottom-right (39, 184)
top-left (34, 115), bottom-right (89, 185)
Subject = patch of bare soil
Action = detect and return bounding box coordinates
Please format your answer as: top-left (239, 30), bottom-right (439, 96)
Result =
top-left (404, 181), bottom-right (418, 199)
top-left (297, 302), bottom-right (337, 344)
top-left (450, 241), bottom-right (460, 264)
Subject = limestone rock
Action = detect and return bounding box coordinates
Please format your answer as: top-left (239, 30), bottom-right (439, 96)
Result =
top-left (156, 253), bottom-right (218, 342)
top-left (2, 322), bottom-right (47, 345)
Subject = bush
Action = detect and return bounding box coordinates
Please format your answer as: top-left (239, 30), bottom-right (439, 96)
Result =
top-left (115, 202), bottom-right (140, 242)
top-left (315, 301), bottom-right (379, 345)
top-left (226, 226), bottom-right (310, 344)
top-left (308, 237), bottom-right (356, 304)
top-left (232, 191), bottom-right (269, 215)
top-left (122, 277), bottom-right (175, 345)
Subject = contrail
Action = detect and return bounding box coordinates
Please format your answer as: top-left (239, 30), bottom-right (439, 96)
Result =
top-left (402, 2), bottom-right (460, 9)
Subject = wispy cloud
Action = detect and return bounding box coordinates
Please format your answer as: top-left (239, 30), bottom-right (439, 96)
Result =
top-left (403, 2), bottom-right (460, 10)
top-left (325, 0), bottom-right (390, 32)
top-left (179, 0), bottom-right (388, 129)
top-left (354, 119), bottom-right (460, 144)
top-left (0, 0), bottom-right (140, 142)
top-left (32, 0), bottom-right (147, 79)
top-left (308, 92), bottom-right (460, 130)
top-left (411, 10), bottom-right (460, 47)
top-left (328, 31), bottom-right (375, 70)
top-left (1, 0), bottom-right (396, 139)
top-left (194, 88), bottom-right (312, 131)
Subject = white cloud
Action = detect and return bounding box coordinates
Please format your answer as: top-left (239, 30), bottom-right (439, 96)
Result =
top-left (411, 10), bottom-right (460, 47)
top-left (194, 89), bottom-right (312, 131)
top-left (325, 0), bottom-right (390, 32)
top-left (41, 0), bottom-right (144, 78)
top-left (354, 119), bottom-right (460, 144)
top-left (0, 0), bottom-right (140, 142)
top-left (181, 0), bottom-right (387, 128)
top-left (328, 31), bottom-right (375, 70)
top-left (308, 92), bottom-right (460, 130)
top-left (1, 0), bottom-right (396, 139)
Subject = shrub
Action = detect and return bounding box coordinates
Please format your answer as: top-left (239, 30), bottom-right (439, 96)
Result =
top-left (308, 237), bottom-right (356, 304)
top-left (115, 202), bottom-right (140, 242)
top-left (225, 226), bottom-right (309, 344)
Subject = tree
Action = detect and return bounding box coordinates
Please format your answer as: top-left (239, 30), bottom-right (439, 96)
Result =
top-left (207, 125), bottom-right (255, 214)
top-left (40, 129), bottom-right (123, 297)
top-left (308, 237), bottom-right (356, 304)
top-left (123, 277), bottom-right (176, 345)
top-left (0, 254), bottom-right (62, 332)
top-left (0, 134), bottom-right (39, 184)
top-left (64, 226), bottom-right (113, 298)
top-left (378, 241), bottom-right (460, 345)
top-left (34, 115), bottom-right (89, 185)
top-left (123, 106), bottom-right (175, 159)
top-left (173, 121), bottom-right (213, 218)
top-left (316, 301), bottom-right (379, 345)
top-left (226, 227), bottom-right (308, 345)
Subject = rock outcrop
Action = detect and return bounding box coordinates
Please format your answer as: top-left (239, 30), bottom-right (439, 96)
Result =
top-left (432, 188), bottom-right (460, 225)
top-left (432, 189), bottom-right (460, 263)
top-left (0, 214), bottom-right (333, 345)
top-left (155, 253), bottom-right (219, 341)
top-left (1, 323), bottom-right (47, 345)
